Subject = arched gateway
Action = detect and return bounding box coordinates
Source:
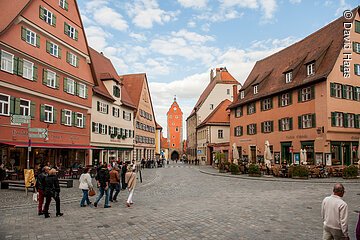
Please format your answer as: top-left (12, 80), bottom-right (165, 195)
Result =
top-left (171, 151), bottom-right (179, 160)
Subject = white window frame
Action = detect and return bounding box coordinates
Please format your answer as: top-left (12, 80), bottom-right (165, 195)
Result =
top-left (123, 111), bottom-right (131, 121)
top-left (66, 78), bottom-right (75, 94)
top-left (281, 118), bottom-right (290, 131)
top-left (0, 93), bottom-right (10, 116)
top-left (64, 109), bottom-right (72, 126)
top-left (99, 102), bottom-right (107, 114)
top-left (285, 71), bottom-right (292, 83)
top-left (94, 122), bottom-right (99, 133)
top-left (356, 64), bottom-right (360, 76)
top-left (335, 112), bottom-right (343, 127)
top-left (227, 89), bottom-right (230, 95)
top-left (356, 88), bottom-right (360, 101)
top-left (47, 70), bottom-right (56, 88)
top-left (301, 87), bottom-right (311, 102)
top-left (218, 129), bottom-right (223, 139)
top-left (78, 83), bottom-right (86, 98)
top-left (68, 25), bottom-right (75, 39)
top-left (43, 8), bottom-right (53, 25)
top-left (344, 85), bottom-right (353, 99)
top-left (59, 0), bottom-right (66, 8)
top-left (281, 93), bottom-right (290, 107)
top-left (307, 62), bottom-right (315, 76)
top-left (101, 124), bottom-right (106, 134)
top-left (113, 107), bottom-right (120, 118)
top-left (22, 59), bottom-right (34, 80)
top-left (248, 103), bottom-right (255, 114)
top-left (76, 112), bottom-right (83, 128)
top-left (44, 105), bottom-right (53, 123)
top-left (347, 114), bottom-right (355, 128)
top-left (69, 52), bottom-right (77, 67)
top-left (20, 99), bottom-right (30, 116)
top-left (210, 104), bottom-right (214, 110)
top-left (253, 85), bottom-right (258, 94)
top-left (262, 98), bottom-right (271, 111)
top-left (1, 50), bottom-right (14, 73)
top-left (235, 107), bottom-right (242, 117)
top-left (235, 126), bottom-right (242, 136)
top-left (263, 121), bottom-right (272, 133)
top-left (249, 124), bottom-right (256, 135)
top-left (240, 91), bottom-right (244, 99)
top-left (302, 114), bottom-right (312, 129)
top-left (26, 29), bottom-right (37, 46)
top-left (334, 83), bottom-right (342, 98)
top-left (49, 42), bottom-right (59, 57)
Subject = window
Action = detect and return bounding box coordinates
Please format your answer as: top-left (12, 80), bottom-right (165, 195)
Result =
top-left (45, 70), bottom-right (56, 88)
top-left (1, 50), bottom-right (13, 73)
top-left (20, 99), bottom-right (30, 116)
top-left (227, 89), bottom-right (230, 95)
top-left (47, 41), bottom-right (59, 57)
top-left (100, 124), bottom-right (106, 134)
top-left (285, 71), bottom-right (292, 83)
top-left (262, 121), bottom-right (273, 133)
top-left (210, 104), bottom-right (213, 110)
top-left (65, 78), bottom-right (75, 94)
top-left (355, 87), bottom-right (360, 101)
top-left (175, 127), bottom-right (179, 132)
top-left (78, 83), bottom-right (86, 98)
top-left (40, 7), bottom-right (54, 26)
top-left (98, 102), bottom-right (108, 114)
top-left (247, 102), bottom-right (256, 115)
top-left (63, 109), bottom-right (72, 126)
top-left (64, 23), bottom-right (77, 40)
top-left (344, 85), bottom-right (353, 100)
top-left (261, 98), bottom-right (272, 111)
top-left (307, 62), bottom-right (315, 76)
top-left (67, 52), bottom-right (78, 67)
top-left (123, 111), bottom-right (131, 121)
top-left (59, 0), bottom-right (68, 10)
top-left (330, 83), bottom-right (342, 98)
top-left (332, 112), bottom-right (343, 127)
top-left (44, 105), bottom-right (53, 123)
top-left (279, 117), bottom-right (293, 131)
top-left (355, 64), bottom-right (360, 76)
top-left (240, 91), bottom-right (244, 99)
top-left (93, 122), bottom-right (99, 133)
top-left (235, 106), bottom-right (242, 118)
top-left (247, 124), bottom-right (257, 135)
top-left (76, 112), bottom-right (83, 128)
top-left (26, 29), bottom-right (36, 46)
top-left (113, 86), bottom-right (120, 98)
top-left (0, 94), bottom-right (10, 116)
top-left (253, 85), bottom-right (258, 94)
top-left (218, 130), bottom-right (223, 139)
top-left (299, 114), bottom-right (316, 129)
top-left (113, 107), bottom-right (120, 118)
top-left (356, 20), bottom-right (360, 33)
top-left (280, 93), bottom-right (291, 107)
top-left (22, 60), bottom-right (34, 80)
top-left (345, 113), bottom-right (355, 128)
top-left (354, 42), bottom-right (360, 54)
top-left (300, 86), bottom-right (314, 102)
top-left (234, 126), bottom-right (243, 136)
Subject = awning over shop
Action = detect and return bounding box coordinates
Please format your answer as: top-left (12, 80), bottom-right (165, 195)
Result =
top-left (94, 146), bottom-right (133, 151)
top-left (0, 141), bottom-right (102, 149)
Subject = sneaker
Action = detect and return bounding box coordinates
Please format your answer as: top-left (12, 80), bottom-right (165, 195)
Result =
top-left (104, 205), bottom-right (111, 208)
top-left (93, 202), bottom-right (98, 208)
top-left (126, 203), bottom-right (131, 207)
top-left (38, 212), bottom-right (44, 216)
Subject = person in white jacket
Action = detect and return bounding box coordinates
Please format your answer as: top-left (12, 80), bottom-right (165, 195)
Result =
top-left (79, 167), bottom-right (93, 207)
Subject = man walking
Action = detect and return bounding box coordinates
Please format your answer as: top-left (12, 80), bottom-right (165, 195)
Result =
top-left (35, 166), bottom-right (49, 215)
top-left (321, 183), bottom-right (349, 240)
top-left (94, 163), bottom-right (111, 208)
top-left (109, 166), bottom-right (120, 202)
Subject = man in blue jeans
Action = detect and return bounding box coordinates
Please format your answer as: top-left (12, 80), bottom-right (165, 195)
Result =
top-left (94, 163), bottom-right (111, 208)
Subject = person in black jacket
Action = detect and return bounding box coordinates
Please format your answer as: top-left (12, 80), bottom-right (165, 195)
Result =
top-left (35, 166), bottom-right (49, 215)
top-left (121, 161), bottom-right (128, 190)
top-left (43, 168), bottom-right (63, 218)
top-left (93, 163), bottom-right (111, 208)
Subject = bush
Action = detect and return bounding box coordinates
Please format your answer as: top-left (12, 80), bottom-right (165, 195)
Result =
top-left (343, 165), bottom-right (358, 179)
top-left (248, 164), bottom-right (260, 175)
top-left (218, 162), bottom-right (225, 172)
top-left (291, 165), bottom-right (309, 178)
top-left (229, 163), bottom-right (240, 174)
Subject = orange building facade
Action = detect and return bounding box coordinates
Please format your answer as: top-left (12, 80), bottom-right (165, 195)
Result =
top-left (0, 0), bottom-right (94, 169)
top-left (228, 9), bottom-right (360, 166)
top-left (167, 97), bottom-right (183, 160)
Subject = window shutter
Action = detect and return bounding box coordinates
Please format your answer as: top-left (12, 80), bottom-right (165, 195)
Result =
top-left (75, 29), bottom-right (78, 41)
top-left (55, 74), bottom-right (60, 89)
top-left (298, 89), bottom-right (302, 102)
top-left (52, 14), bottom-right (56, 27)
top-left (75, 56), bottom-right (79, 67)
top-left (312, 113), bottom-right (316, 128)
top-left (64, 22), bottom-right (69, 36)
top-left (260, 100), bottom-right (263, 111)
top-left (39, 6), bottom-right (45, 20)
top-left (64, 0), bottom-right (68, 10)
top-left (17, 58), bottom-right (23, 76)
top-left (253, 104), bottom-right (256, 113)
top-left (76, 81), bottom-right (80, 96)
top-left (254, 124), bottom-right (257, 134)
top-left (261, 122), bottom-right (264, 133)
top-left (289, 118), bottom-right (293, 130)
top-left (63, 77), bottom-right (68, 92)
top-left (42, 69), bottom-right (48, 85)
top-left (46, 40), bottom-right (51, 53)
top-left (13, 57), bottom-right (18, 75)
top-left (36, 35), bottom-right (40, 48)
top-left (99, 123), bottom-right (102, 133)
top-left (342, 85), bottom-right (346, 99)
top-left (9, 97), bottom-right (15, 114)
top-left (289, 92), bottom-right (292, 105)
top-left (278, 95), bottom-right (281, 107)
top-left (28, 101), bottom-right (35, 119)
top-left (58, 46), bottom-right (62, 59)
top-left (14, 98), bottom-right (21, 114)
top-left (120, 128), bottom-right (123, 136)
top-left (105, 125), bottom-right (107, 135)
top-left (331, 112), bottom-right (336, 127)
top-left (82, 115), bottom-right (86, 128)
top-left (61, 109), bottom-right (65, 124)
top-left (355, 64), bottom-right (360, 75)
top-left (240, 126), bottom-right (243, 136)
top-left (108, 126), bottom-right (112, 135)
top-left (40, 104), bottom-right (45, 121)
top-left (72, 112), bottom-right (76, 126)
top-left (129, 113), bottom-right (132, 120)
top-left (85, 86), bottom-right (88, 99)
top-left (106, 105), bottom-right (109, 114)
top-left (114, 127), bottom-right (118, 135)
top-left (53, 108), bottom-right (57, 123)
top-left (33, 65), bottom-right (38, 81)
top-left (330, 83), bottom-right (335, 97)
top-left (353, 87), bottom-right (358, 100)
top-left (92, 122), bottom-right (95, 132)
top-left (270, 121), bottom-right (274, 132)
top-left (298, 116), bottom-right (302, 129)
top-left (21, 26), bottom-right (26, 41)
top-left (112, 107), bottom-right (115, 116)
top-left (66, 51), bottom-right (70, 63)
top-left (355, 115), bottom-right (360, 128)
top-left (278, 119), bottom-right (282, 131)
top-left (343, 113), bottom-right (348, 128)
top-left (97, 101), bottom-right (100, 111)
top-left (270, 98), bottom-right (273, 109)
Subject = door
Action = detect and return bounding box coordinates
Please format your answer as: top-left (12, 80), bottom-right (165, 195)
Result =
top-left (281, 142), bottom-right (292, 164)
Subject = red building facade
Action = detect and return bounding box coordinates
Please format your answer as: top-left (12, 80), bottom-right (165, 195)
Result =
top-left (167, 97), bottom-right (183, 160)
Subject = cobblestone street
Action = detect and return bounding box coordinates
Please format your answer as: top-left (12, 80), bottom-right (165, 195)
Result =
top-left (1, 163), bottom-right (360, 239)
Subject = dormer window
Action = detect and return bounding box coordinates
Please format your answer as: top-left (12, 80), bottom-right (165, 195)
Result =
top-left (240, 91), bottom-right (245, 99)
top-left (253, 85), bottom-right (258, 94)
top-left (307, 62), bottom-right (315, 76)
top-left (113, 85), bottom-right (120, 98)
top-left (285, 71), bottom-right (292, 83)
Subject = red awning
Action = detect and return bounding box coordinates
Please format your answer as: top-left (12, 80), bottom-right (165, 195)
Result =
top-left (0, 141), bottom-right (102, 149)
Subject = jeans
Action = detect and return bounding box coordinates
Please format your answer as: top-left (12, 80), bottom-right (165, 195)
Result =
top-left (80, 189), bottom-right (91, 206)
top-left (110, 183), bottom-right (120, 201)
top-left (95, 186), bottom-right (110, 207)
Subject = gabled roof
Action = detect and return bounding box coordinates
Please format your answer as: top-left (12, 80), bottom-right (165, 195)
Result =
top-left (121, 84), bottom-right (137, 109)
top-left (0, 0), bottom-right (30, 35)
top-left (197, 99), bottom-right (231, 128)
top-left (156, 122), bottom-right (163, 130)
top-left (121, 73), bottom-right (146, 107)
top-left (189, 67), bottom-right (239, 118)
top-left (167, 100), bottom-right (183, 115)
top-left (229, 7), bottom-right (359, 109)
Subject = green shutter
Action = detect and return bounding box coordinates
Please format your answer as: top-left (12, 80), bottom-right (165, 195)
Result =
top-left (355, 115), bottom-right (360, 128)
top-left (254, 124), bottom-right (257, 134)
top-left (52, 14), bottom-right (56, 27)
top-left (53, 108), bottom-right (57, 123)
top-left (105, 125), bottom-right (107, 134)
top-left (289, 92), bottom-right (292, 105)
top-left (278, 95), bottom-right (281, 107)
top-left (64, 0), bottom-right (68, 10)
top-left (342, 85), bottom-right (346, 99)
top-left (17, 58), bottom-right (23, 76)
top-left (66, 51), bottom-right (70, 63)
top-left (76, 81), bottom-right (80, 96)
top-left (85, 86), bottom-right (88, 99)
top-left (14, 98), bottom-right (21, 114)
top-left (298, 116), bottom-right (302, 129)
top-left (64, 22), bottom-right (69, 36)
top-left (270, 98), bottom-right (273, 109)
top-left (92, 122), bottom-right (96, 132)
top-left (289, 118), bottom-right (293, 130)
top-left (39, 6), bottom-right (45, 20)
top-left (61, 109), bottom-right (65, 124)
top-left (114, 127), bottom-right (118, 135)
top-left (240, 126), bottom-right (243, 136)
top-left (21, 26), bottom-right (26, 41)
top-left (9, 97), bottom-right (15, 114)
top-left (72, 112), bottom-right (76, 126)
top-left (260, 100), bottom-right (263, 111)
top-left (33, 65), bottom-right (38, 81)
top-left (40, 104), bottom-right (45, 122)
top-left (331, 112), bottom-right (336, 127)
top-left (46, 40), bottom-right (51, 53)
top-left (82, 115), bottom-right (86, 128)
top-left (106, 105), bottom-right (109, 114)
top-left (75, 29), bottom-right (78, 41)
top-left (13, 57), bottom-right (18, 74)
top-left (30, 101), bottom-right (35, 119)
top-left (353, 87), bottom-right (358, 100)
top-left (356, 21), bottom-right (360, 33)
top-left (55, 75), bottom-right (60, 89)
top-left (63, 77), bottom-right (68, 92)
top-left (343, 113), bottom-right (348, 128)
top-left (270, 121), bottom-right (274, 132)
top-left (298, 89), bottom-right (302, 102)
top-left (312, 113), bottom-right (316, 128)
top-left (42, 69), bottom-right (48, 85)
top-left (58, 46), bottom-right (62, 59)
top-left (97, 101), bottom-right (100, 111)
top-left (330, 83), bottom-right (335, 97)
top-left (261, 122), bottom-right (264, 133)
top-left (278, 119), bottom-right (282, 131)
top-left (254, 103), bottom-right (256, 113)
top-left (355, 64), bottom-right (360, 75)
top-left (36, 35), bottom-right (40, 48)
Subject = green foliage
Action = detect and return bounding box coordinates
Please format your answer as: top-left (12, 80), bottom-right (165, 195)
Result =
top-left (215, 152), bottom-right (226, 162)
top-left (248, 164), bottom-right (260, 175)
top-left (343, 165), bottom-right (358, 179)
top-left (229, 163), bottom-right (240, 174)
top-left (291, 165), bottom-right (309, 178)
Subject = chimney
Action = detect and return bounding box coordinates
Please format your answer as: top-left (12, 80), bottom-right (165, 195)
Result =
top-left (232, 85), bottom-right (238, 102)
top-left (210, 69), bottom-right (214, 82)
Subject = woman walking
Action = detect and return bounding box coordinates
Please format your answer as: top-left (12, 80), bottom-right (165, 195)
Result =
top-left (43, 168), bottom-right (63, 218)
top-left (125, 164), bottom-right (137, 207)
top-left (79, 167), bottom-right (93, 207)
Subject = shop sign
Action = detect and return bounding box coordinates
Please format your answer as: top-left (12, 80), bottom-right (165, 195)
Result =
top-left (10, 115), bottom-right (30, 125)
top-left (28, 128), bottom-right (48, 139)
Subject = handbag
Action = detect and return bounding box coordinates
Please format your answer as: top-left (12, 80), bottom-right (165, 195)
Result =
top-left (89, 188), bottom-right (96, 196)
top-left (32, 192), bottom-right (38, 202)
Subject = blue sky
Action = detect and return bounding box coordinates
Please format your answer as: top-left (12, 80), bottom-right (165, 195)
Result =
top-left (77, 0), bottom-right (359, 136)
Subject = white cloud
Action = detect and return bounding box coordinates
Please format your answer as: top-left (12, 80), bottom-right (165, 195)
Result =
top-left (289, 0), bottom-right (301, 4)
top-left (260, 0), bottom-right (277, 20)
top-left (177, 0), bottom-right (208, 8)
top-left (129, 32), bottom-right (147, 42)
top-left (93, 6), bottom-right (128, 31)
top-left (84, 26), bottom-right (112, 51)
top-left (171, 29), bottom-right (215, 44)
top-left (335, 0), bottom-right (351, 16)
top-left (126, 0), bottom-right (179, 28)
top-left (187, 20), bottom-right (196, 28)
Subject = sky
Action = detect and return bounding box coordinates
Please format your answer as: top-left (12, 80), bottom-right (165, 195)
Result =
top-left (77, 0), bottom-right (359, 138)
